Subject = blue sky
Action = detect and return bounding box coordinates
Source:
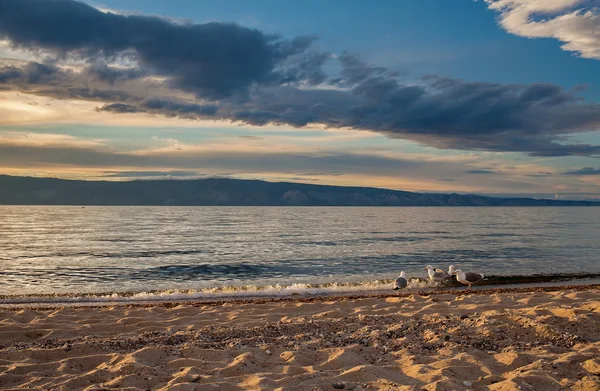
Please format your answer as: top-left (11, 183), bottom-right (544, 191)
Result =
top-left (95, 0), bottom-right (600, 96)
top-left (1, 0), bottom-right (600, 199)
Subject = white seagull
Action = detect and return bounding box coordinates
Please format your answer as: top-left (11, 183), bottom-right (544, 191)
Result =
top-left (424, 265), bottom-right (449, 282)
top-left (393, 271), bottom-right (408, 290)
top-left (448, 265), bottom-right (456, 275)
top-left (452, 269), bottom-right (485, 290)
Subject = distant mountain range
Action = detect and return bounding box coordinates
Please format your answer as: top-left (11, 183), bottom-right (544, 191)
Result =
top-left (0, 175), bottom-right (598, 206)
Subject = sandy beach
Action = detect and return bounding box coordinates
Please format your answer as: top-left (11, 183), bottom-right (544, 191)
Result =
top-left (1, 285), bottom-right (599, 391)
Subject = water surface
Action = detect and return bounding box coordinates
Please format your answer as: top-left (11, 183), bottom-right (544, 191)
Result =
top-left (1, 206), bottom-right (599, 296)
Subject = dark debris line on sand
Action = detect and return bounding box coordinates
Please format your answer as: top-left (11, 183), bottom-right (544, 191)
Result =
top-left (2, 293), bottom-right (596, 354)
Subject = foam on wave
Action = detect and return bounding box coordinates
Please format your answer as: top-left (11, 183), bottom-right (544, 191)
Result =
top-left (0, 278), bottom-right (437, 306)
top-left (2, 273), bottom-right (599, 307)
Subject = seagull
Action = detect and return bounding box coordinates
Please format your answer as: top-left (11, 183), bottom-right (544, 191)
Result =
top-left (452, 269), bottom-right (485, 290)
top-left (434, 267), bottom-right (451, 279)
top-left (393, 271), bottom-right (408, 290)
top-left (424, 265), bottom-right (449, 282)
top-left (448, 265), bottom-right (456, 275)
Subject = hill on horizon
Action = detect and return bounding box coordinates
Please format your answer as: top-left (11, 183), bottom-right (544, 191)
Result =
top-left (0, 175), bottom-right (598, 206)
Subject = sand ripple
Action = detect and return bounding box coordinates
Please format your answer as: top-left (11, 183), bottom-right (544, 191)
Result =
top-left (1, 286), bottom-right (599, 390)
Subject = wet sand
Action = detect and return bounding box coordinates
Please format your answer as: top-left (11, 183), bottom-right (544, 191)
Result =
top-left (1, 285), bottom-right (599, 390)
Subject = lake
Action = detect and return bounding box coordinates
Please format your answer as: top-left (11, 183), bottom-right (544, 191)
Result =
top-left (1, 206), bottom-right (599, 298)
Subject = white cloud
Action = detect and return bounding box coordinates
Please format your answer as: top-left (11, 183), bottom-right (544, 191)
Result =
top-left (0, 40), bottom-right (36, 62)
top-left (486, 0), bottom-right (600, 59)
top-left (0, 131), bottom-right (106, 149)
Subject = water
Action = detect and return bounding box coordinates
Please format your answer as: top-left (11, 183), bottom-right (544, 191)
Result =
top-left (1, 206), bottom-right (599, 299)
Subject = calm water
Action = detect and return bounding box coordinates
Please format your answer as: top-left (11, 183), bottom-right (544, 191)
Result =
top-left (1, 206), bottom-right (599, 296)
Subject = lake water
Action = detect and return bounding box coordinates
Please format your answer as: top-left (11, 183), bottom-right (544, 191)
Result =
top-left (1, 206), bottom-right (599, 299)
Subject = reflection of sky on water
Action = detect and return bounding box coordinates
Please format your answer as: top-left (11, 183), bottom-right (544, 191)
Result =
top-left (1, 206), bottom-right (600, 295)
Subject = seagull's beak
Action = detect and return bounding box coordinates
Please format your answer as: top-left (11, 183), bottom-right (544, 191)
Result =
top-left (423, 267), bottom-right (427, 270)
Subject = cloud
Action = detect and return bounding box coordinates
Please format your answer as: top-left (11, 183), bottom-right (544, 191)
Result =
top-left (243, 75), bottom-right (600, 157)
top-left (5, 61), bottom-right (600, 157)
top-left (562, 167), bottom-right (600, 175)
top-left (296, 172), bottom-right (344, 177)
top-left (0, 0), bottom-right (326, 99)
top-left (0, 131), bottom-right (105, 148)
top-left (0, 61), bottom-right (137, 101)
top-left (1, 1), bottom-right (600, 157)
top-left (524, 171), bottom-right (553, 177)
top-left (101, 170), bottom-right (203, 178)
top-left (1, 131), bottom-right (596, 194)
top-left (100, 99), bottom-right (218, 119)
top-left (464, 169), bottom-right (498, 174)
top-left (0, 132), bottom-right (465, 181)
top-left (85, 63), bottom-right (147, 84)
top-left (485, 0), bottom-right (600, 59)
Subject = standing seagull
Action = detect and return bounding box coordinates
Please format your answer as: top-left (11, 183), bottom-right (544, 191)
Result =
top-left (434, 268), bottom-right (451, 279)
top-left (393, 271), bottom-right (409, 290)
top-left (424, 265), bottom-right (448, 282)
top-left (452, 269), bottom-right (484, 290)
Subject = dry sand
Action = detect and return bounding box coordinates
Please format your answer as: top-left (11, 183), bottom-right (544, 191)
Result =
top-left (1, 285), bottom-right (599, 391)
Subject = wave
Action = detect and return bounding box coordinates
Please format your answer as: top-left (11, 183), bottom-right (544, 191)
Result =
top-left (1, 272), bottom-right (599, 307)
top-left (0, 279), bottom-right (428, 306)
top-left (10, 248), bottom-right (212, 260)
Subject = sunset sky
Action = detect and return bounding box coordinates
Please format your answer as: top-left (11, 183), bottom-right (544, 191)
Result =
top-left (1, 0), bottom-right (600, 199)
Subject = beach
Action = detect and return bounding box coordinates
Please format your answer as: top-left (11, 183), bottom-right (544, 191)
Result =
top-left (1, 285), bottom-right (599, 391)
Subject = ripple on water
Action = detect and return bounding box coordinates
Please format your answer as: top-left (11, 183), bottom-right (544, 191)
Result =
top-left (1, 206), bottom-right (599, 295)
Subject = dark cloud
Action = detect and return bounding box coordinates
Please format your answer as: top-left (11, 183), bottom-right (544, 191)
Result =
top-left (333, 52), bottom-right (390, 86)
top-left (436, 178), bottom-right (457, 182)
top-left (253, 75), bottom-right (600, 156)
top-left (525, 172), bottom-right (553, 177)
top-left (0, 0), bottom-right (327, 99)
top-left (100, 103), bottom-right (140, 113)
top-left (1, 1), bottom-right (600, 157)
top-left (464, 169), bottom-right (497, 175)
top-left (0, 61), bottom-right (145, 90)
top-left (102, 170), bottom-right (202, 178)
top-left (279, 51), bottom-right (330, 85)
top-left (99, 99), bottom-right (218, 118)
top-left (0, 66), bottom-right (20, 83)
top-left (0, 62), bottom-right (62, 85)
top-left (296, 172), bottom-right (344, 177)
top-left (85, 63), bottom-right (146, 84)
top-left (0, 61), bottom-right (136, 101)
top-left (0, 142), bottom-right (423, 176)
top-left (144, 99), bottom-right (217, 116)
top-left (231, 109), bottom-right (282, 126)
top-left (562, 167), bottom-right (600, 175)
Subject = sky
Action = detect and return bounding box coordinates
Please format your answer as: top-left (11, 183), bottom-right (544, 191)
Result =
top-left (1, 0), bottom-right (600, 199)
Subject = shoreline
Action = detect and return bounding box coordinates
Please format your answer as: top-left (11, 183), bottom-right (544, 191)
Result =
top-left (1, 285), bottom-right (599, 390)
top-left (2, 283), bottom-right (599, 310)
